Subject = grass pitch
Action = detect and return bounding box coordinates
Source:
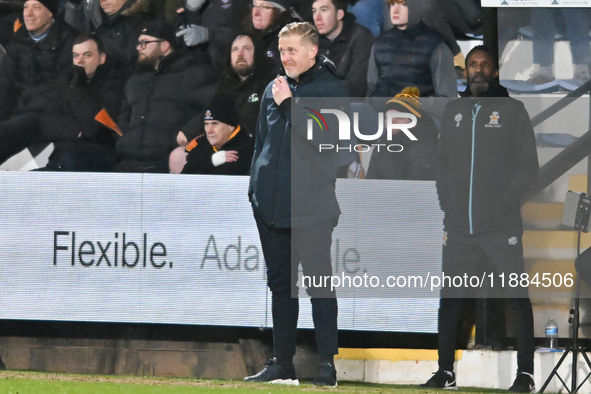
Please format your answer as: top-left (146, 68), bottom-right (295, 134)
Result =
top-left (0, 371), bottom-right (509, 394)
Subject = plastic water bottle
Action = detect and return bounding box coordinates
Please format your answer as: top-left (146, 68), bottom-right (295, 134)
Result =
top-left (545, 319), bottom-right (558, 349)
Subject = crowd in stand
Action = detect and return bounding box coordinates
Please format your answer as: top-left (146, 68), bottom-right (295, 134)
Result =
top-left (0, 0), bottom-right (483, 176)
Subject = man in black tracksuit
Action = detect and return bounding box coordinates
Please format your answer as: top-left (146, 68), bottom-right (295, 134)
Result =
top-left (246, 22), bottom-right (348, 387)
top-left (420, 46), bottom-right (538, 392)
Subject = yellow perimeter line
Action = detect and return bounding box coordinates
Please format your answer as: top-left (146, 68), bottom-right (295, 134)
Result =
top-left (336, 348), bottom-right (463, 362)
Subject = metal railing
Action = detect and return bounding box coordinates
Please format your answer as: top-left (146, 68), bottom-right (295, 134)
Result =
top-left (523, 78), bottom-right (591, 201)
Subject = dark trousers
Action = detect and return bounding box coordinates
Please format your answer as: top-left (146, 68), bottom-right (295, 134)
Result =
top-left (438, 227), bottom-right (534, 374)
top-left (254, 211), bottom-right (338, 360)
top-left (0, 113), bottom-right (41, 165)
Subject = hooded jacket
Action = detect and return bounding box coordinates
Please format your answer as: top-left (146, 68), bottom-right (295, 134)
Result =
top-left (0, 13), bottom-right (76, 119)
top-left (318, 12), bottom-right (374, 97)
top-left (367, 0), bottom-right (456, 98)
top-left (249, 56), bottom-right (349, 229)
top-left (436, 83), bottom-right (539, 235)
top-left (217, 33), bottom-right (274, 134)
top-left (116, 48), bottom-right (218, 166)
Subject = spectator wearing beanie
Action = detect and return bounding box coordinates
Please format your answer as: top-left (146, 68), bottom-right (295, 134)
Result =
top-left (177, 93), bottom-right (254, 175)
top-left (0, 0), bottom-right (76, 165)
top-left (365, 86), bottom-right (438, 180)
top-left (114, 20), bottom-right (218, 173)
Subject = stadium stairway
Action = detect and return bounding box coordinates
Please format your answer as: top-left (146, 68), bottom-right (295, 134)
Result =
top-left (521, 174), bottom-right (591, 340)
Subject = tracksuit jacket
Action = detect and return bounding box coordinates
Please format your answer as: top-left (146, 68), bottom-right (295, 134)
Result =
top-left (249, 57), bottom-right (349, 229)
top-left (436, 83), bottom-right (539, 235)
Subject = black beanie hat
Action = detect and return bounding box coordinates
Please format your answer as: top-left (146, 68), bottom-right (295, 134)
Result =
top-left (204, 94), bottom-right (239, 127)
top-left (140, 20), bottom-right (178, 47)
top-left (37, 0), bottom-right (59, 16)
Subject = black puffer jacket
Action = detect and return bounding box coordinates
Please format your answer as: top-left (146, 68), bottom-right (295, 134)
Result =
top-left (0, 13), bottom-right (76, 119)
top-left (94, 0), bottom-right (148, 70)
top-left (40, 58), bottom-right (127, 164)
top-left (116, 48), bottom-right (218, 165)
top-left (371, 21), bottom-right (443, 97)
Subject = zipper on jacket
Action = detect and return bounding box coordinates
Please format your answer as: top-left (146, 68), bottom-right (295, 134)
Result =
top-left (469, 102), bottom-right (482, 234)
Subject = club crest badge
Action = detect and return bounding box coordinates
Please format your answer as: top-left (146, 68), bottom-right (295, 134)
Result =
top-left (490, 111), bottom-right (499, 125)
top-left (508, 236), bottom-right (518, 245)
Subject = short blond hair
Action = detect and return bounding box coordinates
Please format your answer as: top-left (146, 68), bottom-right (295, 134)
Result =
top-left (278, 22), bottom-right (319, 47)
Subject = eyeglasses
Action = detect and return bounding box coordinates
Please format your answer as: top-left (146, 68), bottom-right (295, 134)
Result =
top-left (250, 3), bottom-right (275, 10)
top-left (137, 40), bottom-right (163, 49)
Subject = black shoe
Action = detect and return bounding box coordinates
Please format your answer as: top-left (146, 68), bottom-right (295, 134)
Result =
top-left (244, 358), bottom-right (299, 385)
top-left (419, 370), bottom-right (457, 390)
top-left (314, 360), bottom-right (337, 387)
top-left (509, 372), bottom-right (535, 393)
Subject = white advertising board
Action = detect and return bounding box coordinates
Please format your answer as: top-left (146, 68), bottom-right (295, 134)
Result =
top-left (0, 173), bottom-right (442, 333)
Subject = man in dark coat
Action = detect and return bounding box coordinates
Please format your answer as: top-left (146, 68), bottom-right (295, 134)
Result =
top-left (175, 0), bottom-right (250, 70)
top-left (367, 0), bottom-right (456, 97)
top-left (312, 0), bottom-right (374, 97)
top-left (0, 0), bottom-right (76, 164)
top-left (114, 20), bottom-right (218, 173)
top-left (244, 0), bottom-right (299, 74)
top-left (40, 33), bottom-right (127, 171)
top-left (420, 46), bottom-right (537, 393)
top-left (180, 94), bottom-right (253, 175)
top-left (94, 0), bottom-right (148, 73)
top-left (246, 22), bottom-right (348, 388)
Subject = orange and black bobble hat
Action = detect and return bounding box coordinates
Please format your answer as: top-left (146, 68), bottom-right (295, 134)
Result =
top-left (386, 86), bottom-right (422, 118)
